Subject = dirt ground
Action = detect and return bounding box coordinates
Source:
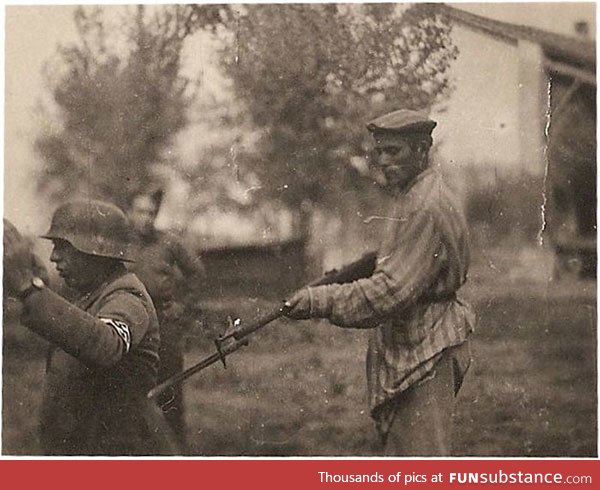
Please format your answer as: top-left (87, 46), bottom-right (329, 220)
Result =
top-left (2, 245), bottom-right (597, 456)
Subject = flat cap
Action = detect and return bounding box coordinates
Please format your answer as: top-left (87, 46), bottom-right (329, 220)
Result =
top-left (366, 109), bottom-right (437, 136)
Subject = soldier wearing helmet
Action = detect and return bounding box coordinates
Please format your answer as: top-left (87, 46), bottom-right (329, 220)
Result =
top-left (3, 200), bottom-right (175, 455)
top-left (285, 109), bottom-right (475, 456)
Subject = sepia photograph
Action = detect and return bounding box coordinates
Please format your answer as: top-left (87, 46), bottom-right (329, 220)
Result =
top-left (2, 2), bottom-right (597, 458)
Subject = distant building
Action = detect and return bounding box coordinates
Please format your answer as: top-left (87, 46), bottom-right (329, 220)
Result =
top-left (435, 3), bottom-right (595, 176)
top-left (435, 3), bottom-right (596, 276)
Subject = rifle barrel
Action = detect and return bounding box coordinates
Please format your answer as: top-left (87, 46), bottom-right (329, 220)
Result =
top-left (147, 306), bottom-right (287, 400)
top-left (147, 350), bottom-right (223, 400)
top-left (232, 305), bottom-right (287, 340)
top-left (146, 251), bottom-right (376, 400)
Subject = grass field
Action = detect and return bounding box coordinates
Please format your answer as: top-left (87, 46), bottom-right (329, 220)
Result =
top-left (2, 246), bottom-right (597, 456)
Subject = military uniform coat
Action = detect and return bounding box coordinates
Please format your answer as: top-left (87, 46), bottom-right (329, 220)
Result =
top-left (21, 267), bottom-right (162, 455)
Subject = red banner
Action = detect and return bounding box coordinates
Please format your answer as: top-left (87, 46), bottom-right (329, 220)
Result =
top-left (1, 459), bottom-right (598, 489)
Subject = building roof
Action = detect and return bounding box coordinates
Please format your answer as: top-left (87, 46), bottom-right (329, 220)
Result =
top-left (436, 3), bottom-right (596, 67)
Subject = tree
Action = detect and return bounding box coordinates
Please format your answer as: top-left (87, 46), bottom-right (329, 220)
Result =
top-left (35, 5), bottom-right (199, 208)
top-left (209, 4), bottom-right (458, 211)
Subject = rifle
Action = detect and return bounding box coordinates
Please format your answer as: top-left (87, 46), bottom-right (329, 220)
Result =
top-left (147, 251), bottom-right (377, 400)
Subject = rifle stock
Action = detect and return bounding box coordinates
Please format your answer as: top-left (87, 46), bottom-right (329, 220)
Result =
top-left (313, 251), bottom-right (377, 287)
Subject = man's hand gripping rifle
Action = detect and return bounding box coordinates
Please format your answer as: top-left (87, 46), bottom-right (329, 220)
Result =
top-left (147, 251), bottom-right (377, 401)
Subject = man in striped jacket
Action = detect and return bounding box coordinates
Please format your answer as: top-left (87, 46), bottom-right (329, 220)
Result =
top-left (285, 109), bottom-right (475, 456)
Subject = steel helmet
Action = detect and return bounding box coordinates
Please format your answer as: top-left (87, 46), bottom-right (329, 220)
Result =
top-left (41, 199), bottom-right (134, 262)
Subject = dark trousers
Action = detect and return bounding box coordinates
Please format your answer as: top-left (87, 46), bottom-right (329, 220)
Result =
top-left (383, 341), bottom-right (471, 456)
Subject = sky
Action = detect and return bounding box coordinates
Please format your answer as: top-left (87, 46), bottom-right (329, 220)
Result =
top-left (5, 6), bottom-right (80, 232)
top-left (3, 2), bottom-right (597, 231)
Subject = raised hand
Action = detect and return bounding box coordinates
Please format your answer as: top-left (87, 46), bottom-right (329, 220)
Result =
top-left (3, 219), bottom-right (37, 297)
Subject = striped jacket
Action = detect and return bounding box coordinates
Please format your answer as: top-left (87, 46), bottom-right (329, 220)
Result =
top-left (308, 167), bottom-right (475, 424)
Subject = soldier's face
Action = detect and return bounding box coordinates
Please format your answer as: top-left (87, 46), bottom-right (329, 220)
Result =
top-left (129, 195), bottom-right (159, 235)
top-left (50, 239), bottom-right (100, 290)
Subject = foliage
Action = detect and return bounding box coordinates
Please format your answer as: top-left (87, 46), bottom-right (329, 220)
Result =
top-left (34, 3), bottom-right (458, 219)
top-left (35, 5), bottom-right (199, 208)
top-left (209, 3), bottom-right (458, 208)
top-left (462, 165), bottom-right (544, 244)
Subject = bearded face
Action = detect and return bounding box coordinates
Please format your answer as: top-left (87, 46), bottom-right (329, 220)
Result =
top-left (371, 136), bottom-right (428, 190)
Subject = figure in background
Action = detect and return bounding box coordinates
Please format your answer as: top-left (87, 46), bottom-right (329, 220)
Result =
top-left (128, 187), bottom-right (205, 443)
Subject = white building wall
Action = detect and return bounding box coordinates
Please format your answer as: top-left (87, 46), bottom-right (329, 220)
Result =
top-left (433, 24), bottom-right (521, 174)
top-left (434, 2), bottom-right (595, 177)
